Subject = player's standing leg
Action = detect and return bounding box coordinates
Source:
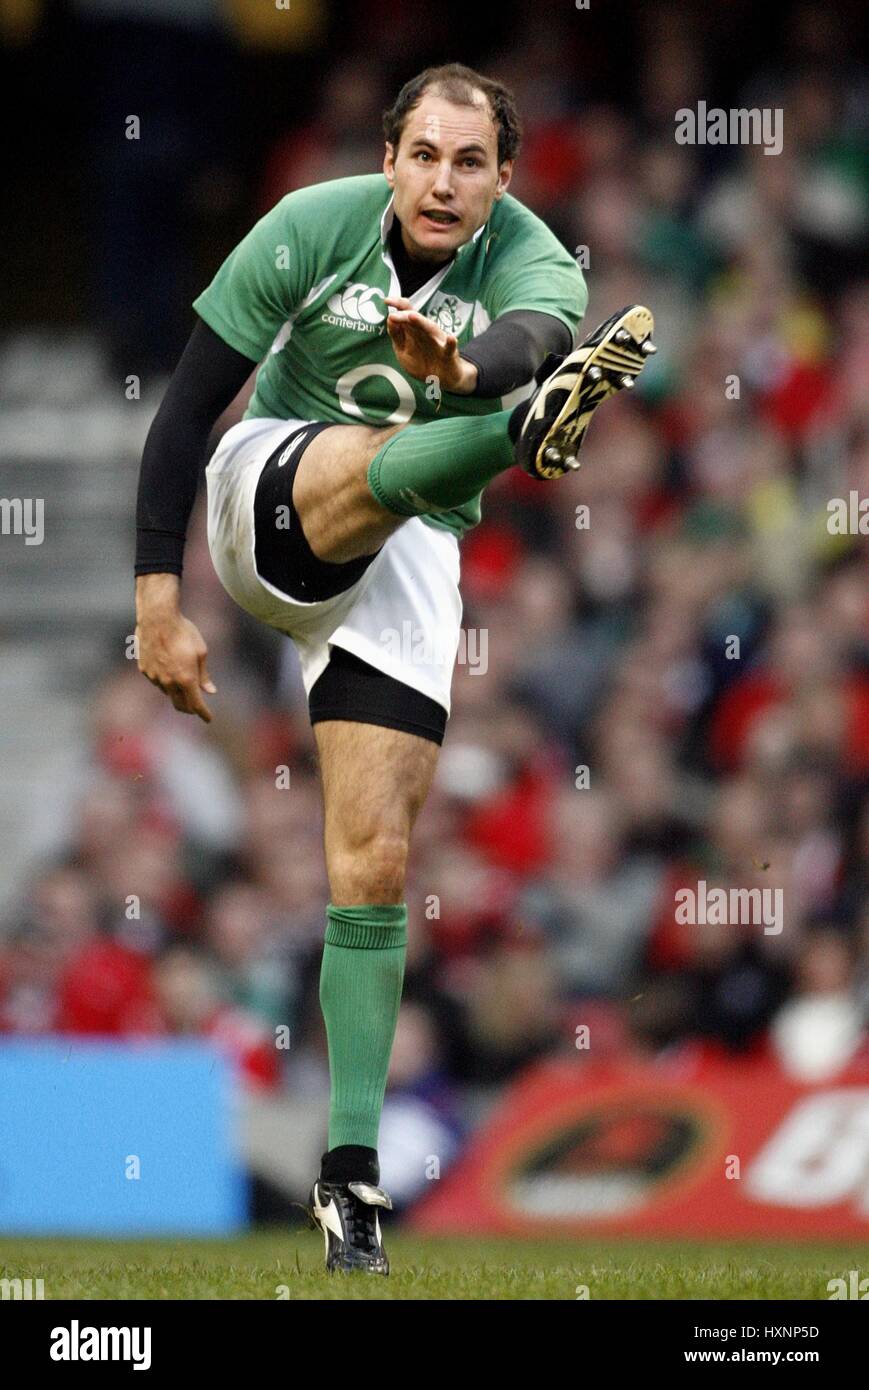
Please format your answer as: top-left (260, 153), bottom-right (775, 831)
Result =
top-left (309, 718), bottom-right (439, 1274)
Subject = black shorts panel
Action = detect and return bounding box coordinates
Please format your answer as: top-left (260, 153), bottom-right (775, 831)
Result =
top-left (253, 422), bottom-right (382, 602)
top-left (308, 646), bottom-right (447, 746)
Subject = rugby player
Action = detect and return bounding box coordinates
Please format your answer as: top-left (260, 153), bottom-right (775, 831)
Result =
top-left (134, 62), bottom-right (655, 1273)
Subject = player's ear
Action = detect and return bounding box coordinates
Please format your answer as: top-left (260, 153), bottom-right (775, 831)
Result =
top-left (383, 143), bottom-right (396, 187)
top-left (494, 160), bottom-right (513, 199)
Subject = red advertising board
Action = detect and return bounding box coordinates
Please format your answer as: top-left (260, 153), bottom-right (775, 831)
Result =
top-left (409, 1055), bottom-right (869, 1237)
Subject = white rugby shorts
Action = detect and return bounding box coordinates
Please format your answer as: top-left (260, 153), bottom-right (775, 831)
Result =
top-left (205, 418), bottom-right (463, 714)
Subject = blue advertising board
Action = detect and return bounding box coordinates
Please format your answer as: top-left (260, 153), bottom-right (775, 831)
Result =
top-left (0, 1040), bottom-right (248, 1235)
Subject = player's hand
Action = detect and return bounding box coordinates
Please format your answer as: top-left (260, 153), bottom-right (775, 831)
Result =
top-left (135, 574), bottom-right (216, 723)
top-left (385, 296), bottom-right (478, 395)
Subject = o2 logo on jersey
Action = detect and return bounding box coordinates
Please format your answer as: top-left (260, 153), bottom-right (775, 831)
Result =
top-left (335, 365), bottom-right (416, 425)
top-left (323, 282), bottom-right (386, 331)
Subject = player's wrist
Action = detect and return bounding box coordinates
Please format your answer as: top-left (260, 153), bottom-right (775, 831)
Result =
top-left (135, 572), bottom-right (182, 619)
top-left (450, 357), bottom-right (479, 395)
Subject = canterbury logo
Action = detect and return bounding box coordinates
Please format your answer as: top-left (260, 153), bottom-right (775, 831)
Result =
top-left (325, 282), bottom-right (386, 325)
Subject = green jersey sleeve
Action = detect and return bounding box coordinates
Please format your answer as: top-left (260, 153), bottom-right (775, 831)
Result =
top-left (483, 199), bottom-right (588, 342)
top-left (193, 188), bottom-right (321, 362)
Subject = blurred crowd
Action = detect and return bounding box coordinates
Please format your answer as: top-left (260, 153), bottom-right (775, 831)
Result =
top-left (1, 1), bottom-right (867, 1177)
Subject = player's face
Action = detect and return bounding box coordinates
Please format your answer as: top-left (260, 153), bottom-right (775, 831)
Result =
top-left (383, 92), bottom-right (512, 263)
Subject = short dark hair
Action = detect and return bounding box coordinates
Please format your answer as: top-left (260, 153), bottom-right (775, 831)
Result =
top-left (383, 62), bottom-right (522, 165)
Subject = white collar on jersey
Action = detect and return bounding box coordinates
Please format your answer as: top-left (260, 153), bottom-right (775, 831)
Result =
top-left (379, 192), bottom-right (489, 258)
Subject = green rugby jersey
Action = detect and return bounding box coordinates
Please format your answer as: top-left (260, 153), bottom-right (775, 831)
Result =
top-left (194, 173), bottom-right (587, 536)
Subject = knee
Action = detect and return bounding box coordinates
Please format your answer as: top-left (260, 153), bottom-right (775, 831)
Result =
top-left (328, 828), bottom-right (409, 905)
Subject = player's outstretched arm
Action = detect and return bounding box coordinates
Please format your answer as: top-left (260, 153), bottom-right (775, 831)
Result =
top-left (385, 297), bottom-right (571, 399)
top-left (385, 296), bottom-right (478, 393)
top-left (134, 320), bottom-right (258, 721)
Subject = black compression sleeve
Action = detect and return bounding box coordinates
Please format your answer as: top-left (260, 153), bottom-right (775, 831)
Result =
top-left (461, 309), bottom-right (573, 399)
top-left (134, 320), bottom-right (259, 576)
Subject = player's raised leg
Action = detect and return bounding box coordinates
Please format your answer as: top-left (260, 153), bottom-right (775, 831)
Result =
top-left (293, 303), bottom-right (656, 566)
top-left (292, 410), bottom-right (516, 564)
top-left (309, 717), bottom-right (439, 1274)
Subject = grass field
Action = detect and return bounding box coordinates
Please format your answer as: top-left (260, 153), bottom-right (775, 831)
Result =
top-left (2, 1232), bottom-right (866, 1300)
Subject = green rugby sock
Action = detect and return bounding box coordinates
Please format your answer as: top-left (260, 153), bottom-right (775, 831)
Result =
top-left (319, 902), bottom-right (408, 1150)
top-left (367, 410), bottom-right (515, 517)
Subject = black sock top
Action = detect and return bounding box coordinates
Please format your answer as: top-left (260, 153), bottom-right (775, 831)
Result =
top-left (320, 1145), bottom-right (380, 1185)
